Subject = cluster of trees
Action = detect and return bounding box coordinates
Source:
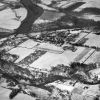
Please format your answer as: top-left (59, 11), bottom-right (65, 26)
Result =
top-left (30, 30), bottom-right (79, 47)
top-left (0, 52), bottom-right (19, 62)
top-left (1, 56), bottom-right (100, 100)
top-left (18, 50), bottom-right (46, 67)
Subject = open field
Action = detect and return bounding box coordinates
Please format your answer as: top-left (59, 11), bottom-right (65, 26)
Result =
top-left (63, 46), bottom-right (85, 62)
top-left (18, 39), bottom-right (38, 48)
top-left (8, 47), bottom-right (35, 63)
top-left (84, 34), bottom-right (100, 47)
top-left (72, 31), bottom-right (90, 43)
top-left (79, 49), bottom-right (95, 63)
top-left (37, 42), bottom-right (63, 52)
top-left (84, 51), bottom-right (100, 64)
top-left (74, 48), bottom-right (91, 62)
top-left (0, 87), bottom-right (35, 100)
top-left (29, 52), bottom-right (69, 70)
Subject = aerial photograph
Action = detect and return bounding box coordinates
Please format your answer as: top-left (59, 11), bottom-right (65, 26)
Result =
top-left (0, 0), bottom-right (100, 100)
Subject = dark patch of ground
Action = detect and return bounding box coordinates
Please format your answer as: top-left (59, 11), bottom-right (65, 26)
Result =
top-left (80, 7), bottom-right (100, 15)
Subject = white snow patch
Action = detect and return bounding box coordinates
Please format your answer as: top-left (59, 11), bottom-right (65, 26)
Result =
top-left (8, 47), bottom-right (35, 63)
top-left (49, 83), bottom-right (74, 92)
top-left (63, 47), bottom-right (85, 62)
top-left (37, 43), bottom-right (63, 51)
top-left (41, 0), bottom-right (53, 5)
top-left (85, 34), bottom-right (100, 47)
top-left (29, 52), bottom-right (69, 70)
top-left (14, 7), bottom-right (27, 21)
top-left (18, 39), bottom-right (38, 48)
top-left (34, 19), bottom-right (51, 24)
top-left (0, 8), bottom-right (21, 30)
top-left (0, 87), bottom-right (35, 100)
top-left (0, 3), bottom-right (27, 30)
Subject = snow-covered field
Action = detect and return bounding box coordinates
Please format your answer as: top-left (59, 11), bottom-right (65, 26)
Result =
top-left (84, 34), bottom-right (100, 47)
top-left (79, 49), bottom-right (95, 63)
top-left (63, 47), bottom-right (85, 62)
top-left (8, 47), bottom-right (35, 63)
top-left (48, 82), bottom-right (74, 92)
top-left (71, 31), bottom-right (89, 43)
top-left (74, 48), bottom-right (91, 62)
top-left (29, 52), bottom-right (69, 70)
top-left (18, 39), bottom-right (38, 48)
top-left (6, 42), bottom-right (88, 70)
top-left (37, 42), bottom-right (63, 52)
top-left (41, 0), bottom-right (53, 5)
top-left (85, 51), bottom-right (100, 64)
top-left (0, 3), bottom-right (27, 30)
top-left (0, 87), bottom-right (35, 100)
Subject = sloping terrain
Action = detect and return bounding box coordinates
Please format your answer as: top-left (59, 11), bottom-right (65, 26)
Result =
top-left (1, 0), bottom-right (100, 100)
top-left (38, 0), bottom-right (100, 28)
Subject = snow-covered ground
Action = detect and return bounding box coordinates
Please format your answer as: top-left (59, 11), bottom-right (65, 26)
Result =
top-left (48, 82), bottom-right (74, 92)
top-left (18, 39), bottom-right (38, 48)
top-left (37, 42), bottom-right (63, 52)
top-left (63, 47), bottom-right (85, 62)
top-left (29, 47), bottom-right (86, 70)
top-left (79, 49), bottom-right (95, 63)
top-left (74, 0), bottom-right (100, 12)
top-left (8, 47), bottom-right (35, 63)
top-left (41, 0), bottom-right (53, 5)
top-left (74, 32), bottom-right (89, 43)
top-left (85, 34), bottom-right (100, 47)
top-left (34, 18), bottom-right (52, 24)
top-left (0, 87), bottom-right (35, 100)
top-left (29, 52), bottom-right (69, 70)
top-left (0, 2), bottom-right (27, 30)
top-left (0, 8), bottom-right (20, 30)
top-left (74, 48), bottom-right (91, 62)
top-left (85, 51), bottom-right (100, 64)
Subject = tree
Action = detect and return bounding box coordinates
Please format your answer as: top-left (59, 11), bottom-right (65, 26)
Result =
top-left (9, 88), bottom-right (21, 99)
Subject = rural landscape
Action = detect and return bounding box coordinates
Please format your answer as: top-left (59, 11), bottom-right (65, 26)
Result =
top-left (0, 0), bottom-right (100, 100)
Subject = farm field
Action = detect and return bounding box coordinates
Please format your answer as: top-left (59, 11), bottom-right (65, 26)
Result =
top-left (74, 48), bottom-right (91, 62)
top-left (8, 47), bottom-right (35, 63)
top-left (37, 42), bottom-right (63, 52)
top-left (84, 51), bottom-right (100, 64)
top-left (18, 39), bottom-right (38, 48)
top-left (63, 47), bottom-right (85, 62)
top-left (29, 52), bottom-right (69, 70)
top-left (84, 34), bottom-right (100, 47)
